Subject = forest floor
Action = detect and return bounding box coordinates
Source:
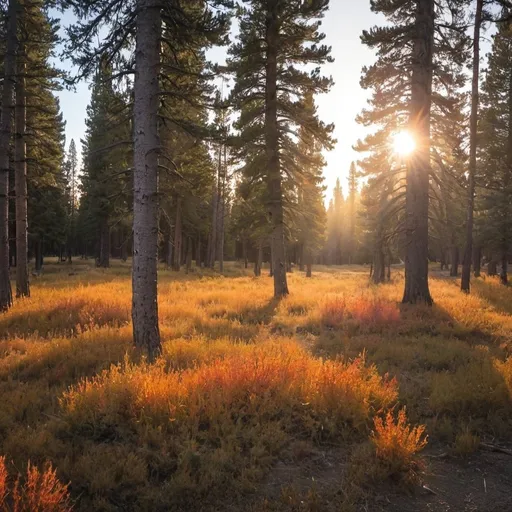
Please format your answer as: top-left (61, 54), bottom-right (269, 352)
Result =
top-left (1, 260), bottom-right (512, 511)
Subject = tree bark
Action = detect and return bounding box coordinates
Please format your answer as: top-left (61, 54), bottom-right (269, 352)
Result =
top-left (185, 236), bottom-right (192, 274)
top-left (265, 3), bottom-right (288, 297)
top-left (173, 197), bottom-right (182, 271)
top-left (402, 0), bottom-right (434, 305)
top-left (208, 187), bottom-right (218, 270)
top-left (372, 247), bottom-right (385, 284)
top-left (195, 234), bottom-right (201, 267)
top-left (15, 52), bottom-right (29, 297)
top-left (473, 245), bottom-right (481, 278)
top-left (461, 0), bottom-right (483, 293)
top-left (305, 248), bottom-right (312, 278)
top-left (132, 0), bottom-right (161, 360)
top-left (34, 237), bottom-right (43, 273)
top-left (488, 260), bottom-right (497, 276)
top-left (243, 238), bottom-right (248, 269)
top-left (450, 245), bottom-right (459, 277)
top-left (99, 217), bottom-right (110, 268)
top-left (500, 252), bottom-right (508, 286)
top-left (0, 0), bottom-right (18, 311)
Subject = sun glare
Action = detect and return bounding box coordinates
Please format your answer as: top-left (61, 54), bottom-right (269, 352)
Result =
top-left (392, 131), bottom-right (416, 156)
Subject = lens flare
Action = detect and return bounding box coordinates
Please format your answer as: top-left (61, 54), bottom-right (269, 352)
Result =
top-left (392, 131), bottom-right (416, 156)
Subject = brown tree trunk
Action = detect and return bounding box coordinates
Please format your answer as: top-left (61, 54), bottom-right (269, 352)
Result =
top-left (440, 248), bottom-right (446, 270)
top-left (299, 243), bottom-right (304, 272)
top-left (254, 241), bottom-right (262, 277)
top-left (15, 53), bottom-right (29, 297)
top-left (488, 260), bottom-right (497, 276)
top-left (132, 0), bottom-right (161, 360)
top-left (173, 197), bottom-right (182, 271)
top-left (243, 238), bottom-right (248, 269)
top-left (500, 252), bottom-right (508, 286)
top-left (305, 248), bottom-right (312, 278)
top-left (185, 236), bottom-right (192, 274)
top-left (372, 247), bottom-right (385, 284)
top-left (34, 237), bottom-right (43, 273)
top-left (450, 245), bottom-right (458, 277)
top-left (461, 0), bottom-right (483, 293)
top-left (208, 187), bottom-right (218, 270)
top-left (402, 0), bottom-right (434, 305)
top-left (195, 234), bottom-right (201, 267)
top-left (166, 229), bottom-right (172, 268)
top-left (265, 2), bottom-right (288, 297)
top-left (0, 0), bottom-right (18, 311)
top-left (473, 245), bottom-right (481, 278)
top-left (99, 217), bottom-right (110, 268)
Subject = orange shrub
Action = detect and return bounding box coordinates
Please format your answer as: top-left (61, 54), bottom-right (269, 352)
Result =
top-left (320, 295), bottom-right (400, 331)
top-left (0, 457), bottom-right (72, 512)
top-left (61, 343), bottom-right (398, 439)
top-left (371, 408), bottom-right (427, 474)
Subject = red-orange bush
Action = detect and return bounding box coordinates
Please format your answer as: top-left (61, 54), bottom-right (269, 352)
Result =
top-left (371, 408), bottom-right (427, 474)
top-left (321, 295), bottom-right (400, 330)
top-left (61, 343), bottom-right (398, 438)
top-left (0, 457), bottom-right (72, 512)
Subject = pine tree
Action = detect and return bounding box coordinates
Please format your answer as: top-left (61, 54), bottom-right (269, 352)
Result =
top-left (0, 0), bottom-right (18, 311)
top-left (80, 62), bottom-right (131, 269)
top-left (358, 0), bottom-right (468, 303)
top-left (65, 0), bottom-right (231, 359)
top-left (347, 162), bottom-right (358, 264)
top-left (478, 17), bottom-right (512, 285)
top-left (228, 0), bottom-right (334, 297)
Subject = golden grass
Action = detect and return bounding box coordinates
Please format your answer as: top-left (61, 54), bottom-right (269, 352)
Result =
top-left (0, 456), bottom-right (71, 512)
top-left (372, 408), bottom-right (427, 475)
top-left (0, 260), bottom-right (511, 509)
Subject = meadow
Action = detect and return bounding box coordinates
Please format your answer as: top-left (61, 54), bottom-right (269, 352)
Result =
top-left (1, 260), bottom-right (512, 511)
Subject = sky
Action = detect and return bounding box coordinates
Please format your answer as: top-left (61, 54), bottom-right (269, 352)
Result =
top-left (55, 3), bottom-right (387, 201)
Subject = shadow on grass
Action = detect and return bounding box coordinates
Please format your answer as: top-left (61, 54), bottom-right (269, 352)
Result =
top-left (0, 300), bottom-right (130, 339)
top-left (472, 278), bottom-right (512, 316)
top-left (226, 298), bottom-right (281, 325)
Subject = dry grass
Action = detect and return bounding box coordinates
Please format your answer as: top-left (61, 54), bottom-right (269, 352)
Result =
top-left (372, 408), bottom-right (427, 475)
top-left (0, 456), bottom-right (72, 512)
top-left (0, 259), bottom-right (511, 510)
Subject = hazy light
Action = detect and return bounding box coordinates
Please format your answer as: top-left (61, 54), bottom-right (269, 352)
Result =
top-left (392, 131), bottom-right (416, 156)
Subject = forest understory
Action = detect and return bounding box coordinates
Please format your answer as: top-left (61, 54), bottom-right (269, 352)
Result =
top-left (1, 260), bottom-right (512, 511)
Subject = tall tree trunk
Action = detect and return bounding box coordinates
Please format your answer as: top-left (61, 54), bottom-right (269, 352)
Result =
top-left (402, 0), bottom-right (434, 305)
top-left (173, 197), bottom-right (182, 271)
top-left (166, 236), bottom-right (172, 268)
top-left (185, 236), bottom-right (192, 274)
top-left (15, 53), bottom-right (29, 297)
top-left (254, 241), bottom-right (262, 277)
top-left (500, 252), bottom-right (508, 285)
top-left (440, 247), bottom-right (446, 270)
top-left (372, 247), bottom-right (385, 284)
top-left (121, 233), bottom-right (128, 262)
top-left (450, 244), bottom-right (458, 277)
top-left (195, 234), bottom-right (201, 267)
top-left (472, 245), bottom-right (481, 278)
top-left (461, 0), bottom-right (483, 293)
top-left (299, 243), bottom-right (304, 272)
top-left (208, 188), bottom-right (218, 269)
top-left (218, 191), bottom-right (224, 273)
top-left (243, 238), bottom-right (248, 269)
top-left (99, 217), bottom-right (110, 268)
top-left (132, 0), bottom-right (161, 360)
top-left (305, 248), bottom-right (312, 278)
top-left (488, 260), bottom-right (497, 276)
top-left (265, 3), bottom-right (288, 297)
top-left (34, 237), bottom-right (43, 273)
top-left (0, 0), bottom-right (18, 311)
